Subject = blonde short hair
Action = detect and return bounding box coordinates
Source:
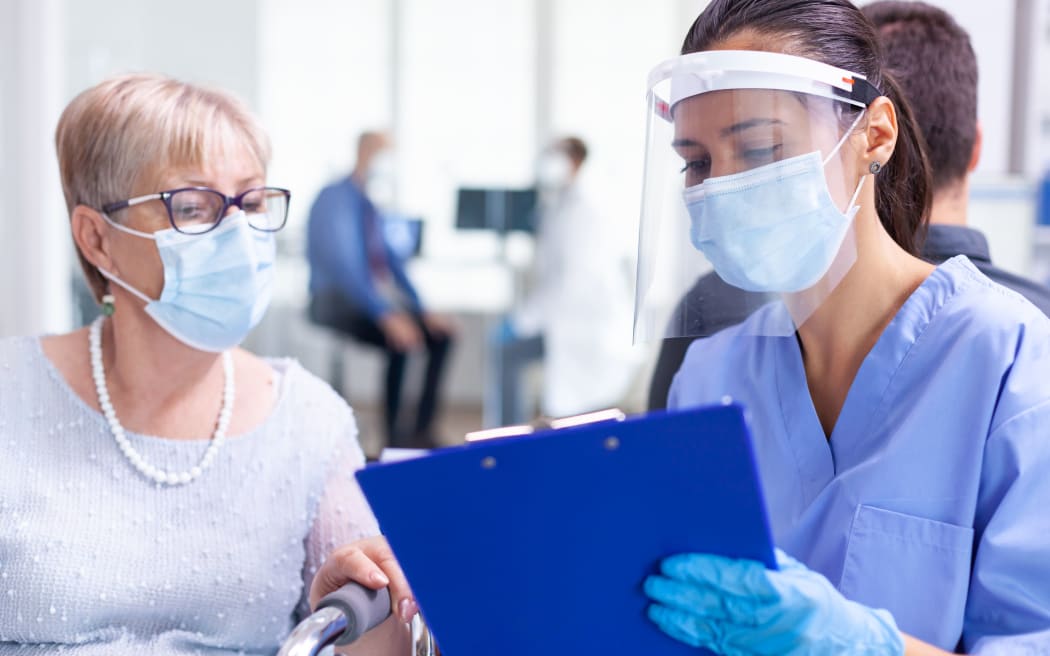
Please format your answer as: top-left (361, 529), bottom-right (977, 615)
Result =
top-left (55, 73), bottom-right (272, 301)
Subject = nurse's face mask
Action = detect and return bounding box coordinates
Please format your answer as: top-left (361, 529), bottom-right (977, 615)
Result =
top-left (365, 148), bottom-right (397, 212)
top-left (96, 186), bottom-right (290, 352)
top-left (634, 50), bottom-right (881, 341)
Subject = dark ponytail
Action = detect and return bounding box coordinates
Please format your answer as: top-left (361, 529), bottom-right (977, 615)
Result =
top-left (681, 0), bottom-right (932, 256)
top-left (872, 72), bottom-right (931, 254)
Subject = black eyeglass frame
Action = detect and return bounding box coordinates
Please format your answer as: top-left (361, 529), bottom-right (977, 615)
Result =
top-left (101, 186), bottom-right (291, 235)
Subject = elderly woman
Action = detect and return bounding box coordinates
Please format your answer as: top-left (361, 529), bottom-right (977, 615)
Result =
top-left (0, 74), bottom-right (414, 654)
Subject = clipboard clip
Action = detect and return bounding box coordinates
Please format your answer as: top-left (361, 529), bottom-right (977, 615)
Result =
top-left (465, 408), bottom-right (627, 442)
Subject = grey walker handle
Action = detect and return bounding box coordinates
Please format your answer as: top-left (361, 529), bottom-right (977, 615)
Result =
top-left (317, 582), bottom-right (392, 645)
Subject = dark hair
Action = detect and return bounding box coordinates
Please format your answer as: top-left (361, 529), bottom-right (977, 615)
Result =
top-left (863, 1), bottom-right (977, 194)
top-left (681, 0), bottom-right (932, 256)
top-left (558, 136), bottom-right (589, 168)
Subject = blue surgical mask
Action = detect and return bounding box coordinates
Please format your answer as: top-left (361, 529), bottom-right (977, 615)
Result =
top-left (98, 211), bottom-right (275, 352)
top-left (683, 127), bottom-right (866, 294)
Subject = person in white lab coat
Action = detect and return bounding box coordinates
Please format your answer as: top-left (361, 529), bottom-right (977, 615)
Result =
top-left (495, 137), bottom-right (640, 423)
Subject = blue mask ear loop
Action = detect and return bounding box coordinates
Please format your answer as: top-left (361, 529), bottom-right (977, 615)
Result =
top-left (821, 110), bottom-right (869, 217)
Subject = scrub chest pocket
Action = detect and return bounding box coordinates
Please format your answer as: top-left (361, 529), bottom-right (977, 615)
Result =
top-left (839, 504), bottom-right (974, 650)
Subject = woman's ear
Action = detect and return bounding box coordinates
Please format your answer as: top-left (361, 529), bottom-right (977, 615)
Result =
top-left (71, 206), bottom-right (116, 275)
top-left (862, 96), bottom-right (898, 171)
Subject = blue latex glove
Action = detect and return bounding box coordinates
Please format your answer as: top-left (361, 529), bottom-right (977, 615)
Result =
top-left (493, 316), bottom-right (517, 344)
top-left (644, 549), bottom-right (904, 656)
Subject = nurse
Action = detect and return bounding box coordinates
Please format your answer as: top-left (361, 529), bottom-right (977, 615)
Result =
top-left (636, 0), bottom-right (1050, 654)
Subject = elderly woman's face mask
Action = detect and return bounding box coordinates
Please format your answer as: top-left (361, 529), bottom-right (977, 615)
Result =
top-left (98, 210), bottom-right (275, 352)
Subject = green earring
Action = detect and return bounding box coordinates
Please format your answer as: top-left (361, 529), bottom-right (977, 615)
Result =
top-left (101, 294), bottom-right (115, 317)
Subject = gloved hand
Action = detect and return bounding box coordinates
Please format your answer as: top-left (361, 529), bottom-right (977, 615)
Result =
top-left (493, 316), bottom-right (517, 344)
top-left (644, 549), bottom-right (904, 656)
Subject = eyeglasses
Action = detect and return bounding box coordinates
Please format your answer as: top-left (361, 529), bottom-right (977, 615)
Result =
top-left (102, 186), bottom-right (291, 235)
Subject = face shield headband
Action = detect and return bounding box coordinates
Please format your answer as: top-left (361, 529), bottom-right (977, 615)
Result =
top-left (649, 49), bottom-right (881, 123)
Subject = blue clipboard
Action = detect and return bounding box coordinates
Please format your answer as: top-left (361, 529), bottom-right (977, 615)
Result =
top-left (356, 403), bottom-right (775, 655)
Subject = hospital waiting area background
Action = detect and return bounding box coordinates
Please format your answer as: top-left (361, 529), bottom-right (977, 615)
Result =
top-left (2, 0), bottom-right (1050, 457)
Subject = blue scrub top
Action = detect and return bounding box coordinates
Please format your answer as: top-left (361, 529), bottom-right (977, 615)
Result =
top-left (669, 256), bottom-right (1050, 653)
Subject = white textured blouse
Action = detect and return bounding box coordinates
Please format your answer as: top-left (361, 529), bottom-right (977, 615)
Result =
top-left (0, 336), bottom-right (380, 654)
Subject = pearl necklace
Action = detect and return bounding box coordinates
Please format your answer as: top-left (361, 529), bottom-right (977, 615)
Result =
top-left (89, 316), bottom-right (234, 486)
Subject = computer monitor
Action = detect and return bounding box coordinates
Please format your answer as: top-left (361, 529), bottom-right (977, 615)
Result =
top-left (382, 216), bottom-right (424, 259)
top-left (455, 187), bottom-right (538, 234)
top-left (506, 189), bottom-right (538, 232)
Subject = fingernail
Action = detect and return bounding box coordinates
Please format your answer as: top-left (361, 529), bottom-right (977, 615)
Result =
top-left (370, 571), bottom-right (390, 587)
top-left (398, 597), bottom-right (419, 622)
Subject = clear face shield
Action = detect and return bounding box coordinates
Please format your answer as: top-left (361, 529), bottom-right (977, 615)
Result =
top-left (634, 50), bottom-right (880, 341)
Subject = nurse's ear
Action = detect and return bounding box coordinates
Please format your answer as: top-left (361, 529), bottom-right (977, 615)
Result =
top-left (860, 96), bottom-right (898, 172)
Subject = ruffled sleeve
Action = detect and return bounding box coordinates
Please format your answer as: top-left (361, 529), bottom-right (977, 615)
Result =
top-left (297, 403), bottom-right (381, 619)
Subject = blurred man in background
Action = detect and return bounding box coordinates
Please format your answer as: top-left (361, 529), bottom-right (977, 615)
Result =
top-left (307, 131), bottom-right (455, 448)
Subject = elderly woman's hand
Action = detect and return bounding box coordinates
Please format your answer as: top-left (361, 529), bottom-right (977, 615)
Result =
top-left (309, 535), bottom-right (418, 623)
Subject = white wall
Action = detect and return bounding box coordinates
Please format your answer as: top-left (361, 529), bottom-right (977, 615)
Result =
top-left (62, 0), bottom-right (259, 106)
top-left (1023, 0), bottom-right (1050, 175)
top-left (395, 0), bottom-right (537, 262)
top-left (0, 0), bottom-right (70, 338)
top-left (257, 0), bottom-right (393, 256)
